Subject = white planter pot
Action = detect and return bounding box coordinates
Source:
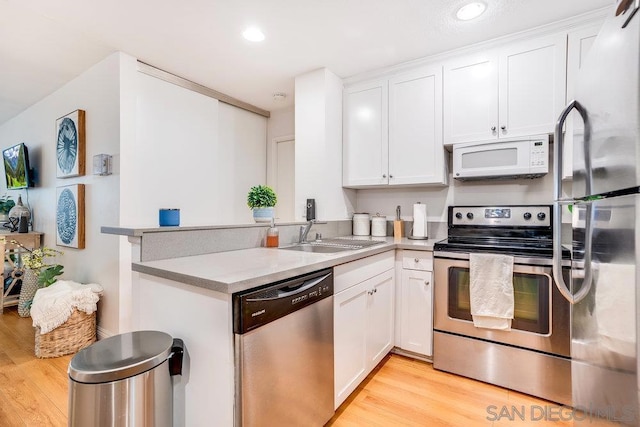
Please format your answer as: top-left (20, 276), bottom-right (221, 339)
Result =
top-left (252, 207), bottom-right (274, 223)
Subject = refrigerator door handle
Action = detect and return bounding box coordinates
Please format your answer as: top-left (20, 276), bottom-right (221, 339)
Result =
top-left (553, 99), bottom-right (593, 305)
top-left (552, 201), bottom-right (594, 305)
top-left (553, 99), bottom-right (590, 201)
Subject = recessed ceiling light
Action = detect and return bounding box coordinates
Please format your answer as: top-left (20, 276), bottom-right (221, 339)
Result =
top-left (242, 27), bottom-right (265, 42)
top-left (456, 2), bottom-right (486, 21)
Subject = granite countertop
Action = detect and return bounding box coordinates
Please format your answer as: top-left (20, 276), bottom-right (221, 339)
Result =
top-left (132, 236), bottom-right (442, 294)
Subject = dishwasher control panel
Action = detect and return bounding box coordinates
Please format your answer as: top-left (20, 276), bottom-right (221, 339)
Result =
top-left (232, 268), bottom-right (334, 334)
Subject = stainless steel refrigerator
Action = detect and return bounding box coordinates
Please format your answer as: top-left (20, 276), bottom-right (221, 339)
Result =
top-left (553, 1), bottom-right (639, 425)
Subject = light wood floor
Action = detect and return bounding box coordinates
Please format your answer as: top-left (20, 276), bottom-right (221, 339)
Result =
top-left (0, 306), bottom-right (71, 426)
top-left (328, 355), bottom-right (619, 427)
top-left (0, 306), bottom-right (618, 426)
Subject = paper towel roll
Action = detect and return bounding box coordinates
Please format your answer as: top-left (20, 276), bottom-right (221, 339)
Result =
top-left (412, 203), bottom-right (427, 238)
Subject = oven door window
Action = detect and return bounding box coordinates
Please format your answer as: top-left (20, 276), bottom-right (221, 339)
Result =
top-left (447, 267), bottom-right (550, 334)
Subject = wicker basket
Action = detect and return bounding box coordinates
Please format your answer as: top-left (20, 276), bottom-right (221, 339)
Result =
top-left (34, 309), bottom-right (96, 358)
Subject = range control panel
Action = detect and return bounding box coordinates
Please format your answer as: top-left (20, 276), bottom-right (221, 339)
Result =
top-left (450, 205), bottom-right (551, 227)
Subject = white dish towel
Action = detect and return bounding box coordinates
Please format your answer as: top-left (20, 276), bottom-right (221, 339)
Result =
top-left (469, 253), bottom-right (514, 330)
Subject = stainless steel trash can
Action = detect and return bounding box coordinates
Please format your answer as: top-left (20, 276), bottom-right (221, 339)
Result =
top-left (68, 330), bottom-right (183, 427)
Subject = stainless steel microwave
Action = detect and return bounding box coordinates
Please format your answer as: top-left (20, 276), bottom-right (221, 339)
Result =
top-left (452, 135), bottom-right (549, 180)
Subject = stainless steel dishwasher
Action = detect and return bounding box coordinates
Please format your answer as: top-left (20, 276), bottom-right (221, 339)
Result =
top-left (233, 268), bottom-right (334, 426)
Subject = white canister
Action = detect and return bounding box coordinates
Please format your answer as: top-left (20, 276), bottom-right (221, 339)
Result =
top-left (371, 214), bottom-right (387, 237)
top-left (353, 213), bottom-right (371, 236)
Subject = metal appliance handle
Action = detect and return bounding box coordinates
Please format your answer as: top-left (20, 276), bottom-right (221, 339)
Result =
top-left (553, 99), bottom-right (589, 201)
top-left (552, 99), bottom-right (593, 305)
top-left (246, 273), bottom-right (332, 301)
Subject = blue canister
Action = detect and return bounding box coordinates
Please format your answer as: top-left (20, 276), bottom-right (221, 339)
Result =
top-left (159, 209), bottom-right (180, 226)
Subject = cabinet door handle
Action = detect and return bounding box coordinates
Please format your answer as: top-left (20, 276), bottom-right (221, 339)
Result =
top-left (382, 174), bottom-right (387, 178)
top-left (389, 175), bottom-right (393, 179)
top-left (414, 258), bottom-right (420, 263)
top-left (424, 281), bottom-right (430, 286)
top-left (501, 126), bottom-right (506, 131)
top-left (491, 126), bottom-right (496, 132)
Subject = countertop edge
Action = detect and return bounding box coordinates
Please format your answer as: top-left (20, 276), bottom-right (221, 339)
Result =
top-left (101, 221), bottom-right (332, 237)
top-left (132, 238), bottom-right (440, 294)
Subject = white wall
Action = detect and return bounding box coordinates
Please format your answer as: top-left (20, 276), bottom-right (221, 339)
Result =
top-left (295, 68), bottom-right (356, 221)
top-left (217, 102), bottom-right (268, 223)
top-left (0, 52), bottom-right (123, 334)
top-left (128, 73), bottom-right (266, 226)
top-left (267, 105), bottom-right (295, 188)
top-left (356, 152), bottom-right (574, 224)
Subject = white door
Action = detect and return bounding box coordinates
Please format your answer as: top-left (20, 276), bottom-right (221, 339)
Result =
top-left (444, 52), bottom-right (499, 145)
top-left (498, 33), bottom-right (567, 138)
top-left (564, 25), bottom-right (601, 180)
top-left (275, 138), bottom-right (295, 221)
top-left (343, 79), bottom-right (389, 187)
top-left (333, 281), bottom-right (369, 409)
top-left (389, 66), bottom-right (446, 185)
top-left (366, 269), bottom-right (395, 369)
top-left (400, 269), bottom-right (433, 356)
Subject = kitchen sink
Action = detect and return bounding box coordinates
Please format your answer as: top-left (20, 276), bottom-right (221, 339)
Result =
top-left (280, 238), bottom-right (387, 253)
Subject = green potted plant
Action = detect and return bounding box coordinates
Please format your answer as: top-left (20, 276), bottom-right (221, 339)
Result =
top-left (247, 185), bottom-right (277, 223)
top-left (0, 194), bottom-right (15, 223)
top-left (10, 239), bottom-right (64, 317)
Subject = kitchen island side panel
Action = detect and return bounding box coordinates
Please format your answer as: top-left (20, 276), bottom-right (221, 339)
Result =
top-left (135, 273), bottom-right (234, 427)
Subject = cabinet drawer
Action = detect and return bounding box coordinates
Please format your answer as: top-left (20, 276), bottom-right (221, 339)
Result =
top-left (402, 251), bottom-right (433, 271)
top-left (334, 251), bottom-right (394, 293)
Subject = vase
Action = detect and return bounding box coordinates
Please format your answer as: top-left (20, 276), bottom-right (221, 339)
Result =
top-left (18, 269), bottom-right (40, 317)
top-left (252, 207), bottom-right (274, 223)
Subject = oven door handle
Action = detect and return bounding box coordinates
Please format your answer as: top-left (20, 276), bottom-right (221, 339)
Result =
top-left (552, 201), bottom-right (593, 305)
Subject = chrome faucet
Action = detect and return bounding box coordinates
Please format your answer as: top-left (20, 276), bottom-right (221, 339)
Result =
top-left (299, 220), bottom-right (315, 243)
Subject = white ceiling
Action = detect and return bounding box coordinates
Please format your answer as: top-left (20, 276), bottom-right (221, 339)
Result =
top-left (1, 0), bottom-right (612, 124)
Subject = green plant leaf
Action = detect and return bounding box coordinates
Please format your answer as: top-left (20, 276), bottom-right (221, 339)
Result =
top-left (37, 265), bottom-right (64, 287)
top-left (247, 185), bottom-right (277, 209)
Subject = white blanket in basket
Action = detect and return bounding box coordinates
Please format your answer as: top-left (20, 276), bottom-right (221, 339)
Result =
top-left (31, 280), bottom-right (103, 334)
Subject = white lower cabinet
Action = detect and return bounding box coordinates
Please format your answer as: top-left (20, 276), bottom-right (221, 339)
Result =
top-left (400, 269), bottom-right (433, 356)
top-left (397, 250), bottom-right (434, 357)
top-left (334, 252), bottom-right (395, 409)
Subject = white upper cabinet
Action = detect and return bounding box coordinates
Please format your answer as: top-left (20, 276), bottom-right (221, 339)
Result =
top-left (343, 79), bottom-right (388, 187)
top-left (343, 67), bottom-right (447, 188)
top-left (388, 65), bottom-right (447, 186)
top-left (444, 33), bottom-right (567, 145)
top-left (498, 33), bottom-right (567, 138)
top-left (563, 24), bottom-right (602, 180)
top-left (444, 52), bottom-right (499, 144)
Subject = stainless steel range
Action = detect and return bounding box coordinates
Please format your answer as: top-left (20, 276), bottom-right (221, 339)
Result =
top-left (433, 205), bottom-right (573, 405)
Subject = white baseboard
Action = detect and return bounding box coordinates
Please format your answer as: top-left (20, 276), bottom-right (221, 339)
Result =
top-left (97, 326), bottom-right (115, 340)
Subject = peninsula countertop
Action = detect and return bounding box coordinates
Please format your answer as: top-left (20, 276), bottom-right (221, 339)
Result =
top-left (132, 236), bottom-right (442, 294)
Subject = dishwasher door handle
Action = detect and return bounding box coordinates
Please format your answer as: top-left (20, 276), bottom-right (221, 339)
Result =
top-left (246, 273), bottom-right (332, 301)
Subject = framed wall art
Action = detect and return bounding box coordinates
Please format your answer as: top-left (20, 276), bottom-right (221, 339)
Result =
top-left (56, 184), bottom-right (85, 249)
top-left (56, 109), bottom-right (85, 178)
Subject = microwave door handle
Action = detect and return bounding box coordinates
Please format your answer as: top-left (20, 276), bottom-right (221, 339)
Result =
top-left (552, 201), bottom-right (594, 305)
top-left (553, 99), bottom-right (589, 201)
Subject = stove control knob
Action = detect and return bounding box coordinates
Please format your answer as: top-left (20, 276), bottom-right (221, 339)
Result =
top-left (537, 212), bottom-right (546, 221)
top-left (455, 212), bottom-right (463, 219)
top-left (466, 212), bottom-right (474, 220)
top-left (523, 212), bottom-right (532, 220)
